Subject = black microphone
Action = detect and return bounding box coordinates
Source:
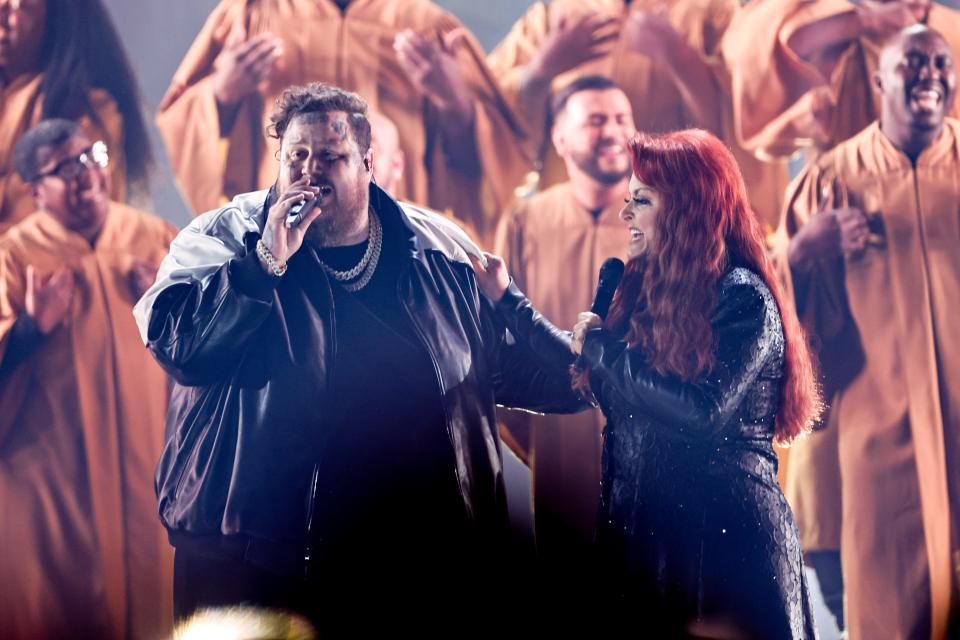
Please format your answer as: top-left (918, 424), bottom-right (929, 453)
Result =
top-left (590, 257), bottom-right (625, 320)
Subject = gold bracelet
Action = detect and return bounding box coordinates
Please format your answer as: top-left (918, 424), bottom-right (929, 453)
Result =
top-left (256, 239), bottom-right (287, 277)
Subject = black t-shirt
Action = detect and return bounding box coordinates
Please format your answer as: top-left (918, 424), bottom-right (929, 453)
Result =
top-left (306, 212), bottom-right (467, 570)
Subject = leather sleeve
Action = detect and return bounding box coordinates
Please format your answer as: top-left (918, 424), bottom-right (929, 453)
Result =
top-left (488, 280), bottom-right (589, 414)
top-left (579, 281), bottom-right (771, 440)
top-left (145, 248), bottom-right (278, 386)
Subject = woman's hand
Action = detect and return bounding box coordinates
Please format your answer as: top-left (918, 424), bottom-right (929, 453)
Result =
top-left (571, 311), bottom-right (603, 355)
top-left (469, 251), bottom-right (511, 303)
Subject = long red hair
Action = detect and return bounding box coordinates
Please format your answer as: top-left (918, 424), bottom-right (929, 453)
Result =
top-left (602, 130), bottom-right (821, 444)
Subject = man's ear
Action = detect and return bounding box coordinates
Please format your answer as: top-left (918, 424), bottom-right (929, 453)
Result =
top-left (363, 149), bottom-right (374, 172)
top-left (551, 123), bottom-right (566, 157)
top-left (873, 71), bottom-right (884, 96)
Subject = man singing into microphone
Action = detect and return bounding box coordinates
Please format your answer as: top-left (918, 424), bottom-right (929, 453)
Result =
top-left (493, 75), bottom-right (635, 585)
top-left (134, 82), bottom-right (582, 633)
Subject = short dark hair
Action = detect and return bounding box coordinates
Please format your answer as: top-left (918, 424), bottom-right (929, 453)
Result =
top-left (13, 119), bottom-right (83, 182)
top-left (267, 83), bottom-right (372, 154)
top-left (550, 75), bottom-right (624, 121)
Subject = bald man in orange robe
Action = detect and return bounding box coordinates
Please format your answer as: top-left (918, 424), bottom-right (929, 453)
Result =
top-left (772, 26), bottom-right (960, 639)
top-left (723, 0), bottom-right (960, 157)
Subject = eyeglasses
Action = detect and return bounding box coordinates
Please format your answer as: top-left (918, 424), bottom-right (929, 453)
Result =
top-left (32, 140), bottom-right (109, 183)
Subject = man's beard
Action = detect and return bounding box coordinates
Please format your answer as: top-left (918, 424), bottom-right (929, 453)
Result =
top-left (306, 191), bottom-right (367, 247)
top-left (571, 146), bottom-right (631, 186)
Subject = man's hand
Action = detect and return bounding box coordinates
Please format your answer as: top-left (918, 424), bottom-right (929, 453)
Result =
top-left (25, 265), bottom-right (74, 335)
top-left (212, 22), bottom-right (283, 108)
top-left (469, 252), bottom-right (510, 303)
top-left (259, 176), bottom-right (323, 271)
top-left (572, 311), bottom-right (603, 356)
top-left (394, 29), bottom-right (475, 124)
top-left (856, 1), bottom-right (920, 40)
top-left (128, 258), bottom-right (159, 300)
top-left (789, 181), bottom-right (871, 269)
top-left (622, 6), bottom-right (682, 62)
top-left (526, 11), bottom-right (619, 85)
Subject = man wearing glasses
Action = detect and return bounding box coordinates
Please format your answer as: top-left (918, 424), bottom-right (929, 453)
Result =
top-left (0, 119), bottom-right (177, 640)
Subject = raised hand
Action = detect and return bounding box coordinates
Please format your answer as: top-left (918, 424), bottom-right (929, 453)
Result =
top-left (528, 10), bottom-right (619, 84)
top-left (212, 21), bottom-right (283, 108)
top-left (622, 6), bottom-right (682, 60)
top-left (25, 265), bottom-right (74, 335)
top-left (259, 176), bottom-right (323, 271)
top-left (393, 28), bottom-right (474, 121)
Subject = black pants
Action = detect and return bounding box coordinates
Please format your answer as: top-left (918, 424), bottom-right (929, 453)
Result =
top-left (174, 549), bottom-right (320, 626)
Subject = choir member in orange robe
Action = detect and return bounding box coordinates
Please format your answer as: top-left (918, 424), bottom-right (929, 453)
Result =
top-left (723, 0), bottom-right (960, 157)
top-left (494, 76), bottom-right (632, 571)
top-left (156, 0), bottom-right (527, 244)
top-left (728, 3), bottom-right (959, 629)
top-left (772, 26), bottom-right (959, 639)
top-left (487, 0), bottom-right (788, 231)
top-left (0, 0), bottom-right (154, 235)
top-left (0, 119), bottom-right (175, 640)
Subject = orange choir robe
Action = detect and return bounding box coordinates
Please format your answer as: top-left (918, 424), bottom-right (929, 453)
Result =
top-left (0, 204), bottom-right (176, 640)
top-left (772, 120), bottom-right (960, 640)
top-left (0, 74), bottom-right (126, 236)
top-left (495, 182), bottom-right (627, 552)
top-left (156, 0), bottom-right (527, 244)
top-left (487, 0), bottom-right (788, 231)
top-left (723, 0), bottom-right (960, 157)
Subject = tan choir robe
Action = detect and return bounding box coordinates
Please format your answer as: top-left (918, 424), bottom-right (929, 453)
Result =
top-left (771, 120), bottom-right (960, 640)
top-left (157, 0), bottom-right (527, 243)
top-left (722, 0), bottom-right (960, 157)
top-left (0, 74), bottom-right (126, 236)
top-left (495, 182), bottom-right (627, 552)
top-left (486, 0), bottom-right (788, 231)
top-left (0, 203), bottom-right (176, 640)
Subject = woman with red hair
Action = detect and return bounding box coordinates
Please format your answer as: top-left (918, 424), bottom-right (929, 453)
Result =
top-left (475, 128), bottom-right (822, 637)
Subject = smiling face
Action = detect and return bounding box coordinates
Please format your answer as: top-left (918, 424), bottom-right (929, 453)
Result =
top-left (32, 131), bottom-right (111, 240)
top-left (552, 87), bottom-right (636, 186)
top-left (619, 174), bottom-right (662, 259)
top-left (876, 27), bottom-right (956, 139)
top-left (277, 111), bottom-right (372, 243)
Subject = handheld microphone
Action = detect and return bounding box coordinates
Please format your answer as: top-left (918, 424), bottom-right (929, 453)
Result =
top-left (590, 257), bottom-right (625, 320)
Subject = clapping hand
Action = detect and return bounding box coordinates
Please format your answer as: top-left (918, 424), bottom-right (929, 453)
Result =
top-left (789, 180), bottom-right (873, 269)
top-left (528, 10), bottom-right (619, 82)
top-left (25, 265), bottom-right (74, 335)
top-left (394, 28), bottom-right (473, 119)
top-left (212, 20), bottom-right (283, 108)
top-left (622, 5), bottom-right (681, 60)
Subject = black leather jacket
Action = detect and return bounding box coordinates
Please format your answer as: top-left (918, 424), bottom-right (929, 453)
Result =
top-left (133, 186), bottom-right (582, 576)
top-left (575, 266), bottom-right (815, 638)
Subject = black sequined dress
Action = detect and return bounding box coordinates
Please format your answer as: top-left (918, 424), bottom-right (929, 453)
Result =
top-left (578, 267), bottom-right (817, 638)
